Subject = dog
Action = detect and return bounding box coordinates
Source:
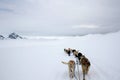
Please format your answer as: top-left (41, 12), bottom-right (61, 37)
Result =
top-left (72, 50), bottom-right (90, 80)
top-left (64, 48), bottom-right (81, 57)
top-left (80, 55), bottom-right (91, 80)
top-left (72, 49), bottom-right (83, 61)
top-left (62, 60), bottom-right (75, 78)
top-left (64, 48), bottom-right (72, 56)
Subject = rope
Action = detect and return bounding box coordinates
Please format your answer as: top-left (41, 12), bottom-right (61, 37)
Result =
top-left (74, 72), bottom-right (78, 80)
top-left (76, 58), bottom-right (80, 80)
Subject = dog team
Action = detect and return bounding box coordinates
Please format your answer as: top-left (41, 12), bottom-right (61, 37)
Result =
top-left (62, 48), bottom-right (91, 80)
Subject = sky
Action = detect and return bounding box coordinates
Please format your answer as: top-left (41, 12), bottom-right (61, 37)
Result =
top-left (0, 0), bottom-right (120, 36)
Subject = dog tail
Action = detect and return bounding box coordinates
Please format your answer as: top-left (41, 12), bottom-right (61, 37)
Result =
top-left (61, 61), bottom-right (68, 65)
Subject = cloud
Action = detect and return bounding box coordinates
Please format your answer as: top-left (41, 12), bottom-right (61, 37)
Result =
top-left (0, 0), bottom-right (120, 36)
top-left (72, 25), bottom-right (99, 29)
top-left (0, 8), bottom-right (13, 12)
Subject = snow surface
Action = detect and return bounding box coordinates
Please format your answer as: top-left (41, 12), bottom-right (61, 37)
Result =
top-left (0, 31), bottom-right (120, 80)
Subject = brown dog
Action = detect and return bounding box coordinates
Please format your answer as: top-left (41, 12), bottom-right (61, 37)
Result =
top-left (80, 55), bottom-right (91, 80)
top-left (72, 50), bottom-right (90, 80)
top-left (62, 60), bottom-right (75, 78)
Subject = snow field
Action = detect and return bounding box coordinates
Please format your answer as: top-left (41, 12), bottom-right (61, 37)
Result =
top-left (0, 31), bottom-right (120, 80)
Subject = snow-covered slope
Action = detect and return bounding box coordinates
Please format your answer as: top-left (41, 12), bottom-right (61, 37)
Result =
top-left (0, 31), bottom-right (120, 80)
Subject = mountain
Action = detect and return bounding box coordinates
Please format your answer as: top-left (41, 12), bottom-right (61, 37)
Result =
top-left (8, 32), bottom-right (23, 39)
top-left (0, 35), bottom-right (5, 40)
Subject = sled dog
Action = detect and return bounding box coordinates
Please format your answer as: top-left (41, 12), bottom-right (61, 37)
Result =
top-left (64, 48), bottom-right (72, 56)
top-left (72, 50), bottom-right (83, 60)
top-left (71, 49), bottom-right (90, 70)
top-left (72, 50), bottom-right (90, 80)
top-left (62, 60), bottom-right (75, 78)
top-left (80, 55), bottom-right (91, 80)
top-left (80, 55), bottom-right (90, 74)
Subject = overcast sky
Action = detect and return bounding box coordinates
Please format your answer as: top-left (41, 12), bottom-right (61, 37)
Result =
top-left (0, 0), bottom-right (120, 36)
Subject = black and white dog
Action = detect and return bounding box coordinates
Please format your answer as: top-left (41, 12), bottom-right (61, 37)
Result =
top-left (64, 48), bottom-right (83, 59)
top-left (64, 48), bottom-right (72, 56)
top-left (71, 49), bottom-right (83, 60)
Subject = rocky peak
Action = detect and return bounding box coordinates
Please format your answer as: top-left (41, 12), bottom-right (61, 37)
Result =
top-left (8, 32), bottom-right (23, 39)
top-left (0, 35), bottom-right (5, 40)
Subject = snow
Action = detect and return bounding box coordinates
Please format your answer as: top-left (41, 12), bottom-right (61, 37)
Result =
top-left (0, 31), bottom-right (120, 80)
